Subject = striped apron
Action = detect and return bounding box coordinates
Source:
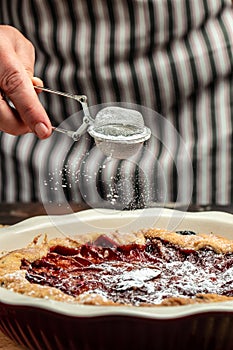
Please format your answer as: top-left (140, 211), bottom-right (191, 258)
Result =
top-left (0, 0), bottom-right (233, 209)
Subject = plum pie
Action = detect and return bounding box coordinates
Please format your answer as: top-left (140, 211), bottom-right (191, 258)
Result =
top-left (1, 228), bottom-right (233, 306)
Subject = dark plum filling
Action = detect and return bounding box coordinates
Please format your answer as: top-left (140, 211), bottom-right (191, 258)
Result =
top-left (21, 235), bottom-right (233, 305)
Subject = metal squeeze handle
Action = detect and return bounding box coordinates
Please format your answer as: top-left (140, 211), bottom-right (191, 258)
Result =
top-left (35, 86), bottom-right (152, 158)
top-left (34, 85), bottom-right (87, 105)
top-left (34, 85), bottom-right (93, 141)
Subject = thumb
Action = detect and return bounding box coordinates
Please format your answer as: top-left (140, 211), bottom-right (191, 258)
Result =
top-left (0, 62), bottom-right (52, 138)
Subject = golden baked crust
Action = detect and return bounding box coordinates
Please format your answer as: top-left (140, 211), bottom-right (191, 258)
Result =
top-left (144, 228), bottom-right (233, 254)
top-left (1, 228), bottom-right (233, 306)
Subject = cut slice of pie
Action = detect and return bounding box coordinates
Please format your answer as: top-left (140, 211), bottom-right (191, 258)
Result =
top-left (1, 228), bottom-right (233, 306)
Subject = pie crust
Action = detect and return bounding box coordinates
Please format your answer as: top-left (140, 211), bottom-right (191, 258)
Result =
top-left (1, 228), bottom-right (233, 306)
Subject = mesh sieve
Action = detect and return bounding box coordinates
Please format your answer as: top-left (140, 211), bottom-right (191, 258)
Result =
top-left (34, 86), bottom-right (151, 159)
top-left (88, 107), bottom-right (151, 159)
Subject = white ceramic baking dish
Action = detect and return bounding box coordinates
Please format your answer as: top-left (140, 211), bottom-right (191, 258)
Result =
top-left (0, 208), bottom-right (233, 350)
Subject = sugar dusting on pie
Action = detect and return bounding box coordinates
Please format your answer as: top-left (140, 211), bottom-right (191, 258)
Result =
top-left (0, 229), bottom-right (233, 306)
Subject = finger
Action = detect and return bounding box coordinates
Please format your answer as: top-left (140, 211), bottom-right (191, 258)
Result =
top-left (0, 27), bottom-right (52, 139)
top-left (0, 55), bottom-right (52, 139)
top-left (32, 76), bottom-right (44, 94)
top-left (0, 96), bottom-right (31, 135)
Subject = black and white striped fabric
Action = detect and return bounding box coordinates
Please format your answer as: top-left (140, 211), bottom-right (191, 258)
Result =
top-left (0, 0), bottom-right (233, 208)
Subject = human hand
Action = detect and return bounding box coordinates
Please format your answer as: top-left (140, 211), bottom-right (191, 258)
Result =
top-left (0, 25), bottom-right (52, 139)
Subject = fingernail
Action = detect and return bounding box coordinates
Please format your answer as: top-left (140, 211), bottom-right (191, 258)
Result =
top-left (34, 122), bottom-right (49, 138)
